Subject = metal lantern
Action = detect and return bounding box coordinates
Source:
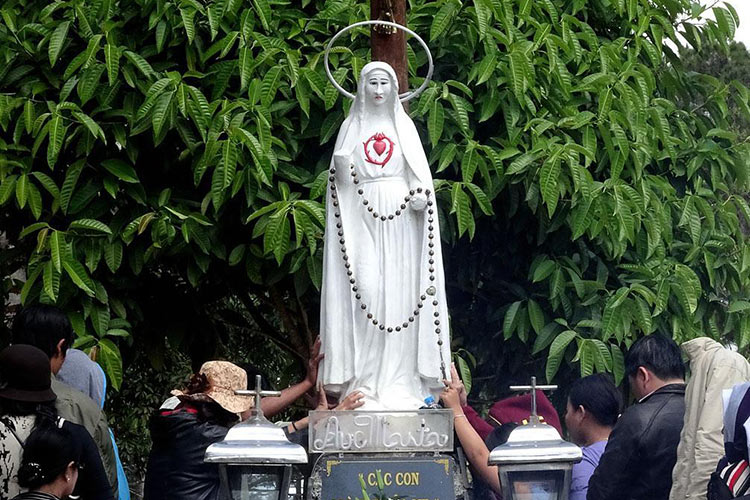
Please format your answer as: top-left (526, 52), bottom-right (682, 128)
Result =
top-left (205, 375), bottom-right (308, 500)
top-left (488, 377), bottom-right (582, 500)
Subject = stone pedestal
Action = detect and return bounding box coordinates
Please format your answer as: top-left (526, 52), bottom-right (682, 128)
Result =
top-left (306, 410), bottom-right (471, 500)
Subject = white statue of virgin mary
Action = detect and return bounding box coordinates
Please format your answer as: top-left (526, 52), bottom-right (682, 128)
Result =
top-left (319, 61), bottom-right (451, 410)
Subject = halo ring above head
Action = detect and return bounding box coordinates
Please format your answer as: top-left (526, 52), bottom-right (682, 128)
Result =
top-left (324, 20), bottom-right (434, 103)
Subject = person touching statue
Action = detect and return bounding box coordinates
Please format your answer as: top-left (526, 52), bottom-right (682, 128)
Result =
top-left (319, 61), bottom-right (451, 410)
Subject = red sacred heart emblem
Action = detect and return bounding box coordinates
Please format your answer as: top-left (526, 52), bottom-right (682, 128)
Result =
top-left (363, 133), bottom-right (394, 167)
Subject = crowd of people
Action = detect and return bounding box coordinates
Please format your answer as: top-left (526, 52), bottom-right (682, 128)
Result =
top-left (3, 304), bottom-right (750, 500)
top-left (440, 334), bottom-right (750, 500)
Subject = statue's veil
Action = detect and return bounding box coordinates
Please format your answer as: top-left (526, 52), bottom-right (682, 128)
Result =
top-left (333, 62), bottom-right (431, 185)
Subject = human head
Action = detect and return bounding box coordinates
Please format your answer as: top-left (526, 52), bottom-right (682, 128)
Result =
top-left (0, 344), bottom-right (57, 405)
top-left (12, 305), bottom-right (74, 374)
top-left (625, 334), bottom-right (685, 399)
top-left (565, 374), bottom-right (622, 446)
top-left (17, 420), bottom-right (81, 497)
top-left (174, 361), bottom-right (253, 415)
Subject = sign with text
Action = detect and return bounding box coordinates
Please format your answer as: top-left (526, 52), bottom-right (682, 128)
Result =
top-left (309, 410), bottom-right (454, 453)
top-left (317, 456), bottom-right (456, 500)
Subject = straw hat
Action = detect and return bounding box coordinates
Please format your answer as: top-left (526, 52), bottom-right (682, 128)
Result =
top-left (173, 361), bottom-right (253, 414)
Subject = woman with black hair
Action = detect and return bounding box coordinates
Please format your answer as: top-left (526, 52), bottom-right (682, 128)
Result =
top-left (12, 420), bottom-right (81, 500)
top-left (0, 345), bottom-right (113, 500)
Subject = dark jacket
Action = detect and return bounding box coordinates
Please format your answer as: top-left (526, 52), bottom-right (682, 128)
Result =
top-left (143, 408), bottom-right (230, 500)
top-left (64, 419), bottom-right (114, 500)
top-left (587, 383), bottom-right (686, 500)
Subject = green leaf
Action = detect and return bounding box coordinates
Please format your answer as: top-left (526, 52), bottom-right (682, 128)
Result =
top-left (69, 219), bottom-right (112, 235)
top-left (528, 299), bottom-right (545, 335)
top-left (49, 231), bottom-right (63, 271)
top-left (453, 184), bottom-right (475, 238)
top-left (104, 44), bottom-right (120, 86)
top-left (476, 53), bottom-right (497, 85)
top-left (229, 244), bottom-right (246, 266)
top-left (151, 90), bottom-right (174, 137)
top-left (91, 303), bottom-right (111, 336)
top-left (155, 20), bottom-right (168, 53)
top-left (16, 174), bottom-right (28, 208)
top-left (101, 159), bottom-right (139, 183)
top-left (43, 260), bottom-right (60, 302)
top-left (549, 329), bottom-right (578, 358)
top-left (503, 301), bottom-right (522, 340)
top-left (123, 50), bottom-right (155, 78)
top-left (611, 344), bottom-right (625, 385)
top-left (532, 260), bottom-right (556, 283)
top-left (98, 338), bottom-right (123, 390)
top-left (546, 330), bottom-right (577, 381)
top-left (47, 114), bottom-right (65, 168)
top-left (464, 183), bottom-right (494, 216)
top-left (260, 66), bottom-right (282, 107)
top-left (431, 2), bottom-right (457, 41)
top-left (60, 160), bottom-right (84, 213)
top-left (180, 7), bottom-right (196, 44)
top-left (104, 241), bottom-right (123, 272)
top-left (428, 100), bottom-right (445, 147)
top-left (729, 301), bottom-right (750, 313)
top-left (27, 183), bottom-right (42, 220)
top-left (253, 0), bottom-right (271, 31)
top-left (539, 151), bottom-right (561, 217)
top-left (239, 47), bottom-right (253, 92)
top-left (63, 258), bottom-right (95, 296)
top-left (48, 21), bottom-right (70, 66)
top-left (0, 175), bottom-right (17, 205)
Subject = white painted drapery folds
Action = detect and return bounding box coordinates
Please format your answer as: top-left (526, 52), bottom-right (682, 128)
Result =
top-left (319, 62), bottom-right (451, 410)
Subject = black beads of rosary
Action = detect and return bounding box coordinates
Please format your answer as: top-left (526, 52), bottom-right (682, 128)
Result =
top-left (329, 164), bottom-right (444, 358)
top-left (340, 163), bottom-right (431, 221)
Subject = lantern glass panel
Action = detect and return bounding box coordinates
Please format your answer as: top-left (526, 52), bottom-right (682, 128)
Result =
top-left (225, 465), bottom-right (284, 500)
top-left (507, 469), bottom-right (565, 500)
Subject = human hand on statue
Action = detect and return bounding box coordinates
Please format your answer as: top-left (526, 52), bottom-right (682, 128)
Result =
top-left (305, 337), bottom-right (324, 388)
top-left (440, 386), bottom-right (462, 412)
top-left (450, 363), bottom-right (468, 407)
top-left (410, 191), bottom-right (428, 211)
top-left (335, 390), bottom-right (365, 411)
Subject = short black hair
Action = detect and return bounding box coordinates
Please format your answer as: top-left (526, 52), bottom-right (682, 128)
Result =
top-left (17, 419), bottom-right (82, 489)
top-left (11, 305), bottom-right (74, 358)
top-left (625, 334), bottom-right (685, 381)
top-left (568, 374), bottom-right (622, 427)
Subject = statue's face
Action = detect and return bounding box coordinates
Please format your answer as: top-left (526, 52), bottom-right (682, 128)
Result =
top-left (365, 69), bottom-right (392, 106)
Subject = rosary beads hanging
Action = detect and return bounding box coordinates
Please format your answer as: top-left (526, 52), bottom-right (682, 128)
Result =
top-left (328, 164), bottom-right (442, 348)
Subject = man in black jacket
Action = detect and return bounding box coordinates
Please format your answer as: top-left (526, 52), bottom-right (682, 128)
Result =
top-left (587, 334), bottom-right (686, 500)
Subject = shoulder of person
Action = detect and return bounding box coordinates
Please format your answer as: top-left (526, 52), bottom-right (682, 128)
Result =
top-left (51, 378), bottom-right (104, 430)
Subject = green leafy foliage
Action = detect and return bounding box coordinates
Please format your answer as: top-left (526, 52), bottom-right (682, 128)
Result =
top-left (0, 0), bottom-right (748, 397)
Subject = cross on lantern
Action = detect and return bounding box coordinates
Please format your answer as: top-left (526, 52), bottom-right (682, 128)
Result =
top-left (508, 376), bottom-right (558, 425)
top-left (234, 374), bottom-right (281, 419)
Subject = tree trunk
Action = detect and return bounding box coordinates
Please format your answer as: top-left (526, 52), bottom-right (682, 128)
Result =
top-left (370, 0), bottom-right (408, 96)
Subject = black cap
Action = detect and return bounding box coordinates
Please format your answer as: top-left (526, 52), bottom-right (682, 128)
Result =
top-left (0, 345), bottom-right (56, 403)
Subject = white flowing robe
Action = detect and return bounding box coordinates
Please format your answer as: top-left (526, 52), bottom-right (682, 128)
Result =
top-left (319, 62), bottom-right (451, 410)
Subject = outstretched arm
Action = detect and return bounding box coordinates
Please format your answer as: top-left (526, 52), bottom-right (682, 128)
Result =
top-left (441, 385), bottom-right (502, 495)
top-left (286, 385), bottom-right (364, 434)
top-left (261, 337), bottom-right (324, 417)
